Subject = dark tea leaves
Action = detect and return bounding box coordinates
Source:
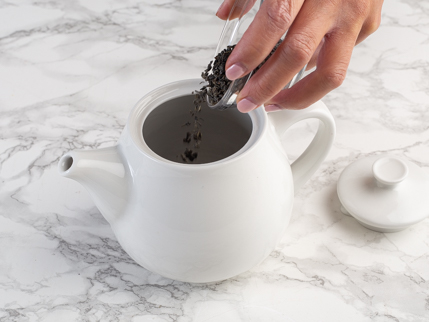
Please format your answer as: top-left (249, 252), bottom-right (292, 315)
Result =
top-left (183, 132), bottom-right (191, 143)
top-left (178, 40), bottom-right (282, 163)
top-left (198, 40), bottom-right (283, 106)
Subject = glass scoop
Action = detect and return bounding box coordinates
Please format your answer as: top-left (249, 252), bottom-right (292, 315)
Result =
top-left (207, 0), bottom-right (307, 110)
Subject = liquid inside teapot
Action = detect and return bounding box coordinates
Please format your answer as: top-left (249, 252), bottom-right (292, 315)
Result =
top-left (143, 95), bottom-right (252, 164)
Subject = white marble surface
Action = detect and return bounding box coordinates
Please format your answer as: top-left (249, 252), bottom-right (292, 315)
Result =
top-left (1, 0), bottom-right (428, 321)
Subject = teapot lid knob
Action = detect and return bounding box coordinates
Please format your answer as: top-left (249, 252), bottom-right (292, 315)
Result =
top-left (372, 157), bottom-right (408, 188)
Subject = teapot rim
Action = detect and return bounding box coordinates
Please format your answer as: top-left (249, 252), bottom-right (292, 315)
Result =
top-left (126, 78), bottom-right (268, 169)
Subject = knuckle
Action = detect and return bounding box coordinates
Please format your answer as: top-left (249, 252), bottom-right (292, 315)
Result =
top-left (251, 73), bottom-right (278, 101)
top-left (282, 32), bottom-right (315, 65)
top-left (322, 67), bottom-right (347, 89)
top-left (252, 80), bottom-right (267, 99)
top-left (322, 0), bottom-right (341, 10)
top-left (266, 0), bottom-right (293, 33)
top-left (350, 0), bottom-right (371, 19)
top-left (364, 16), bottom-right (381, 35)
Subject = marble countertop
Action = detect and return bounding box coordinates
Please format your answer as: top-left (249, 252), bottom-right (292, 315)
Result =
top-left (1, 0), bottom-right (428, 321)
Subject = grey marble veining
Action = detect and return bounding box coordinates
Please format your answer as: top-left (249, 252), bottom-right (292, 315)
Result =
top-left (0, 0), bottom-right (428, 321)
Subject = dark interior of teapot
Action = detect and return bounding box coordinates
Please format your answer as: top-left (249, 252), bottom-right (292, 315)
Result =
top-left (143, 95), bottom-right (253, 164)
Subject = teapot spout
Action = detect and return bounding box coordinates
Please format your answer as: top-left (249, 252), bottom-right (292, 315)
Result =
top-left (58, 146), bottom-right (129, 223)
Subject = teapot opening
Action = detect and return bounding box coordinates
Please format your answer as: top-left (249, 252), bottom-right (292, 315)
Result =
top-left (142, 94), bottom-right (253, 164)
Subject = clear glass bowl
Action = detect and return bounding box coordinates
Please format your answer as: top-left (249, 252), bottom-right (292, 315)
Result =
top-left (207, 0), bottom-right (307, 110)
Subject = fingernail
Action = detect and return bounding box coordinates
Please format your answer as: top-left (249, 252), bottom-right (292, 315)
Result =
top-left (237, 98), bottom-right (258, 113)
top-left (226, 63), bottom-right (246, 80)
top-left (265, 104), bottom-right (282, 112)
top-left (216, 2), bottom-right (225, 16)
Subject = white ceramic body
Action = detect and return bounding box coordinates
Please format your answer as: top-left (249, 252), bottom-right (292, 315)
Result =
top-left (58, 79), bottom-right (335, 283)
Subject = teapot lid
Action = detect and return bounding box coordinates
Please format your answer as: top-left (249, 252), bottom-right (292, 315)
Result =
top-left (337, 154), bottom-right (429, 233)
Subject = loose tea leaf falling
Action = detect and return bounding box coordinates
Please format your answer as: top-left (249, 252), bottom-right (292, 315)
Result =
top-left (179, 40), bottom-right (283, 162)
top-left (179, 91), bottom-right (205, 162)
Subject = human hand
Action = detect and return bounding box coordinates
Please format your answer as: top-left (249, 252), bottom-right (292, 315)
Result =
top-left (216, 0), bottom-right (384, 112)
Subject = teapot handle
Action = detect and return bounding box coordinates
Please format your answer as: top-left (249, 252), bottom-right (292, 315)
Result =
top-left (267, 101), bottom-right (336, 193)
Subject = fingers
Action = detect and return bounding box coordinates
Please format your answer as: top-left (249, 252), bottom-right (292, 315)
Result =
top-left (225, 0), bottom-right (304, 81)
top-left (216, 0), bottom-right (258, 20)
top-left (217, 0), bottom-right (383, 112)
top-left (302, 0), bottom-right (383, 72)
top-left (216, 0), bottom-right (236, 19)
top-left (265, 28), bottom-right (358, 111)
top-left (235, 0), bottom-right (334, 112)
top-left (356, 0), bottom-right (383, 45)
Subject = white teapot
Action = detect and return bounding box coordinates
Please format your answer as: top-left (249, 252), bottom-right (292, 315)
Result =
top-left (58, 79), bottom-right (335, 283)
